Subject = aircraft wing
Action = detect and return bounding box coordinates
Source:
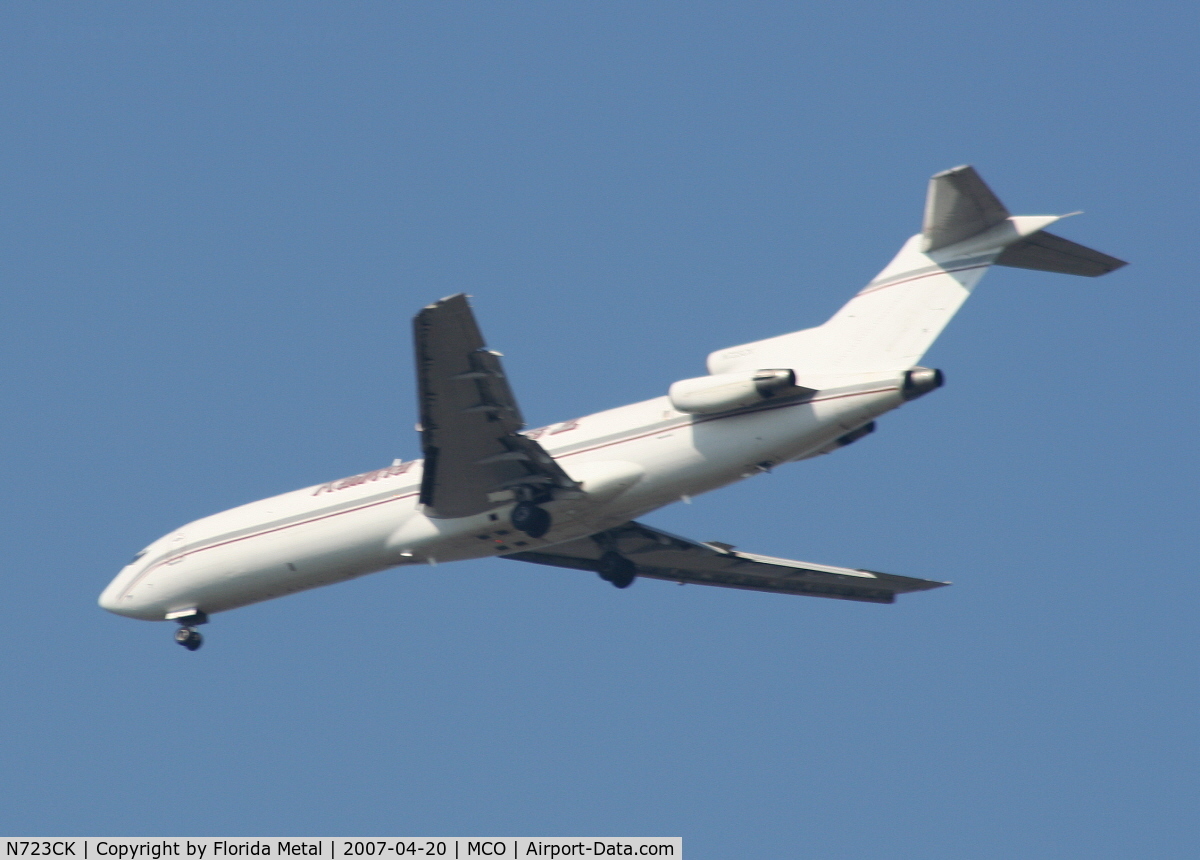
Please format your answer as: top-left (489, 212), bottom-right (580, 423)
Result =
top-left (504, 521), bottom-right (948, 603)
top-left (414, 294), bottom-right (579, 518)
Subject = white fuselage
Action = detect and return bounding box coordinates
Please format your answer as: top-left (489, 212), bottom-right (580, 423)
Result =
top-left (99, 375), bottom-right (909, 621)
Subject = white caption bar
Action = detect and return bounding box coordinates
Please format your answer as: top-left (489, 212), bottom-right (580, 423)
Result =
top-left (2, 840), bottom-right (681, 860)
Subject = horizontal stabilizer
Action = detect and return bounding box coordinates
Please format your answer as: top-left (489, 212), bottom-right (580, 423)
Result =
top-left (995, 229), bottom-right (1127, 277)
top-left (922, 165), bottom-right (1010, 251)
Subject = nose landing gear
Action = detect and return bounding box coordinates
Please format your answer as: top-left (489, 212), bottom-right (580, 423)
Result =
top-left (166, 608), bottom-right (208, 652)
top-left (174, 626), bottom-right (203, 651)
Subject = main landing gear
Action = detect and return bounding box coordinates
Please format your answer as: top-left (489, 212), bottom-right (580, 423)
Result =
top-left (597, 551), bottom-right (637, 589)
top-left (511, 501), bottom-right (551, 539)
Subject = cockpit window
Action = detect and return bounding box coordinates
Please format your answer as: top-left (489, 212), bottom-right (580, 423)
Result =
top-left (127, 550), bottom-right (147, 566)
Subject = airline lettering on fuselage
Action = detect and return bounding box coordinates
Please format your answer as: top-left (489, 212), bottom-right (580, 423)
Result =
top-left (524, 419), bottom-right (580, 440)
top-left (312, 461), bottom-right (413, 495)
top-left (312, 419), bottom-right (581, 494)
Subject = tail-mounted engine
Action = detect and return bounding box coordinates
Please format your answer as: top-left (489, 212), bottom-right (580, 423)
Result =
top-left (669, 369), bottom-right (813, 415)
top-left (902, 367), bottom-right (945, 401)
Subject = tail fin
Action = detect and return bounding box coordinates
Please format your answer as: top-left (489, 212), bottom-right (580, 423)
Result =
top-left (708, 166), bottom-right (1126, 384)
top-left (925, 166), bottom-right (1126, 275)
top-left (922, 164), bottom-right (1011, 251)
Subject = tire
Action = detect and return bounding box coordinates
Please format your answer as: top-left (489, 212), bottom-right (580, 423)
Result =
top-left (175, 627), bottom-right (203, 650)
top-left (598, 551), bottom-right (636, 589)
top-left (511, 502), bottom-right (551, 538)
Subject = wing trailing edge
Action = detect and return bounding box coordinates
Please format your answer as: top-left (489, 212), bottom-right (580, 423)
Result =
top-left (505, 521), bottom-right (947, 604)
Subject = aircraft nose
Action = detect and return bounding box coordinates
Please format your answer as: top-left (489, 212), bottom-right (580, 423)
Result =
top-left (99, 567), bottom-right (147, 618)
top-left (98, 578), bottom-right (126, 615)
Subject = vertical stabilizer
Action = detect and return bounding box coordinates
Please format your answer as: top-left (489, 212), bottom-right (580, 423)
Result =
top-left (707, 167), bottom-right (1125, 385)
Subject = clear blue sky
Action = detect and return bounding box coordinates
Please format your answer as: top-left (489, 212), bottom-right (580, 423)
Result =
top-left (1, 3), bottom-right (1196, 857)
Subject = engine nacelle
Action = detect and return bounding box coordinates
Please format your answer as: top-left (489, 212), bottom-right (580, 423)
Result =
top-left (668, 368), bottom-right (809, 415)
top-left (902, 367), bottom-right (945, 401)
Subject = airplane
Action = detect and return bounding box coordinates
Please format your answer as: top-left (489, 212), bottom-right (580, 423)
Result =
top-left (99, 166), bottom-right (1125, 650)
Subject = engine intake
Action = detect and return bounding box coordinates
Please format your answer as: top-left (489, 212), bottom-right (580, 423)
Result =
top-left (669, 369), bottom-right (812, 415)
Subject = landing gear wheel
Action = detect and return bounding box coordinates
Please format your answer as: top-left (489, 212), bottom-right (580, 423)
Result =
top-left (174, 626), bottom-right (203, 651)
top-left (511, 501), bottom-right (551, 539)
top-left (597, 551), bottom-right (637, 589)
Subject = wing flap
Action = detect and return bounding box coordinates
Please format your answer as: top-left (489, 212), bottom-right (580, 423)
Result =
top-left (414, 294), bottom-right (577, 518)
top-left (505, 521), bottom-right (948, 604)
